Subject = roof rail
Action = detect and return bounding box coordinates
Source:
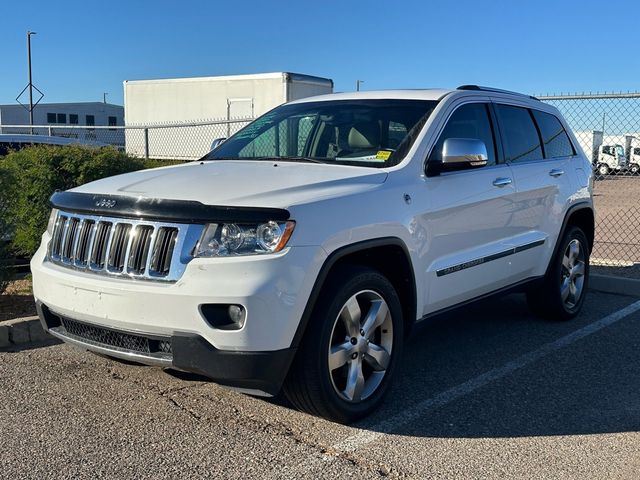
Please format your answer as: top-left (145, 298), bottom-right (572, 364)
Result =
top-left (457, 85), bottom-right (539, 101)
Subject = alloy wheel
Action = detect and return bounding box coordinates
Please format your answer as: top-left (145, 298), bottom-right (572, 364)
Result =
top-left (327, 290), bottom-right (393, 403)
top-left (561, 239), bottom-right (586, 309)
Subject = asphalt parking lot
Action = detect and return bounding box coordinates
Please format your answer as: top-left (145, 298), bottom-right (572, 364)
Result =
top-left (2, 289), bottom-right (640, 479)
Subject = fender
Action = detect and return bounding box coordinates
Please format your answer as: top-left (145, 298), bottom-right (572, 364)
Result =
top-left (289, 237), bottom-right (417, 349)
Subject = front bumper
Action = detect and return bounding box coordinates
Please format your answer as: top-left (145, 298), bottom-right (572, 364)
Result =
top-left (31, 240), bottom-right (325, 351)
top-left (31, 238), bottom-right (327, 395)
top-left (37, 302), bottom-right (294, 395)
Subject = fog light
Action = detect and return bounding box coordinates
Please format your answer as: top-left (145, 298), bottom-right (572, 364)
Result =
top-left (200, 304), bottom-right (246, 330)
top-left (228, 305), bottom-right (246, 329)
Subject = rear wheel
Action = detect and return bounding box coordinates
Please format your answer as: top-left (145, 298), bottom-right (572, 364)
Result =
top-left (284, 266), bottom-right (403, 423)
top-left (630, 163), bottom-right (640, 175)
top-left (527, 226), bottom-right (589, 320)
top-left (597, 164), bottom-right (610, 176)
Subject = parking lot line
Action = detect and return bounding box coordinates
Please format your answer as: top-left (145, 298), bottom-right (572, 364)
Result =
top-left (332, 298), bottom-right (640, 454)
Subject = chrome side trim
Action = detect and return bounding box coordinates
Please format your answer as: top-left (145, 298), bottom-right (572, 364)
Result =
top-left (436, 239), bottom-right (546, 277)
top-left (48, 326), bottom-right (173, 367)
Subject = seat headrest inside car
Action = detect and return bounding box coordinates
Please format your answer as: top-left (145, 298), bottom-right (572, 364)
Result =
top-left (348, 123), bottom-right (380, 149)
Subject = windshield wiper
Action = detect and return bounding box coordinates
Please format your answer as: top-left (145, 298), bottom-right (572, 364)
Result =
top-left (275, 156), bottom-right (325, 164)
top-left (199, 155), bottom-right (326, 164)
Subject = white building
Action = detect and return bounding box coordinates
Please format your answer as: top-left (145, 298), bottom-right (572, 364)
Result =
top-left (123, 72), bottom-right (333, 159)
top-left (0, 102), bottom-right (125, 146)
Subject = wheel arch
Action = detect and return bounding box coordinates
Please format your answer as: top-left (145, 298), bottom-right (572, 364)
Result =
top-left (290, 237), bottom-right (417, 348)
top-left (547, 202), bottom-right (595, 275)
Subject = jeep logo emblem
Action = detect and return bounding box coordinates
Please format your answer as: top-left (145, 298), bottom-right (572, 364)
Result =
top-left (95, 198), bottom-right (117, 208)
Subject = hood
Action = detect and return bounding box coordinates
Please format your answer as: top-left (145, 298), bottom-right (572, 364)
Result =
top-left (71, 160), bottom-right (388, 209)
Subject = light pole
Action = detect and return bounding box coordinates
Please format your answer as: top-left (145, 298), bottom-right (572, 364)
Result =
top-left (103, 92), bottom-right (108, 104)
top-left (356, 80), bottom-right (364, 92)
top-left (27, 31), bottom-right (37, 134)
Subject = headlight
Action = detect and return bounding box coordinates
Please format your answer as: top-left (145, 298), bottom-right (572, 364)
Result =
top-left (194, 220), bottom-right (295, 257)
top-left (46, 209), bottom-right (58, 235)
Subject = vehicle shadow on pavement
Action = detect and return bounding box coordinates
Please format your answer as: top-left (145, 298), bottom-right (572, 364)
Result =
top-left (355, 291), bottom-right (640, 439)
top-left (1, 337), bottom-right (61, 353)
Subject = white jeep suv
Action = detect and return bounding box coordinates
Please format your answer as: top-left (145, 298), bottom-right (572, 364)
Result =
top-left (31, 86), bottom-right (594, 422)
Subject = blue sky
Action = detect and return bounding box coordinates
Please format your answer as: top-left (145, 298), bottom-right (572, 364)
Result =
top-left (1, 0), bottom-right (638, 106)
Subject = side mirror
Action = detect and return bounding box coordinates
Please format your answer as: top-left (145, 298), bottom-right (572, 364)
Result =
top-left (427, 138), bottom-right (489, 176)
top-left (210, 137), bottom-right (227, 151)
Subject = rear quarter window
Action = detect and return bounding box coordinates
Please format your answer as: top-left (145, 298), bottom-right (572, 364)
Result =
top-left (532, 110), bottom-right (575, 158)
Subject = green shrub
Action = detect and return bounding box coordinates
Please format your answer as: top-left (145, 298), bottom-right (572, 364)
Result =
top-left (0, 168), bottom-right (12, 292)
top-left (0, 145), bottom-right (153, 257)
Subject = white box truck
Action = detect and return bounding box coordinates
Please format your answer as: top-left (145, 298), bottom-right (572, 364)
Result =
top-left (124, 72), bottom-right (333, 160)
top-left (575, 130), bottom-right (627, 176)
top-left (625, 134), bottom-right (640, 174)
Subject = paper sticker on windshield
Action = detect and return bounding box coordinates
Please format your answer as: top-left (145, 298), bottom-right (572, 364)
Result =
top-left (375, 150), bottom-right (392, 161)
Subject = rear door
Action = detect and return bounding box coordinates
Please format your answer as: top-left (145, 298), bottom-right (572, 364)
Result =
top-left (493, 103), bottom-right (575, 280)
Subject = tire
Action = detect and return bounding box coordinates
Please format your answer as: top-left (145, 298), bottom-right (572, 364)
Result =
top-left (597, 164), bottom-right (610, 176)
top-left (630, 163), bottom-right (640, 175)
top-left (526, 226), bottom-right (589, 320)
top-left (283, 265), bottom-right (404, 423)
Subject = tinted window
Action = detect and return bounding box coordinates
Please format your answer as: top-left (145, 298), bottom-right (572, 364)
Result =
top-left (108, 116), bottom-right (117, 126)
top-left (532, 110), bottom-right (574, 158)
top-left (57, 113), bottom-right (66, 124)
top-left (85, 115), bottom-right (95, 126)
top-left (429, 103), bottom-right (496, 166)
top-left (495, 104), bottom-right (542, 163)
top-left (70, 114), bottom-right (79, 125)
top-left (47, 113), bottom-right (56, 123)
top-left (210, 100), bottom-right (438, 168)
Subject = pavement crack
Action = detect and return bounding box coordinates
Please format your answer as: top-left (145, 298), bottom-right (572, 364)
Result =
top-left (165, 395), bottom-right (202, 420)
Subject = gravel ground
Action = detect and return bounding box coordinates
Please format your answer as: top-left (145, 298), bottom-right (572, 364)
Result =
top-left (0, 278), bottom-right (35, 321)
top-left (2, 290), bottom-right (640, 479)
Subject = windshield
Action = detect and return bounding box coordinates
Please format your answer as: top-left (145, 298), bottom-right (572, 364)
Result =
top-left (205, 99), bottom-right (438, 168)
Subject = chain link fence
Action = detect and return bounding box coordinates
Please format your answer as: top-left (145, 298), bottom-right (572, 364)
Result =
top-left (0, 118), bottom-right (253, 160)
top-left (540, 92), bottom-right (640, 275)
top-left (3, 95), bottom-right (640, 275)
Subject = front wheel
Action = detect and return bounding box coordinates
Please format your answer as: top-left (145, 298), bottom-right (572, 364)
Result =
top-left (630, 163), bottom-right (640, 175)
top-left (527, 226), bottom-right (589, 320)
top-left (284, 266), bottom-right (403, 423)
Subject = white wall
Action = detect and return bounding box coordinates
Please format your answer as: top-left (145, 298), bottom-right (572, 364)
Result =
top-left (0, 102), bottom-right (125, 146)
top-left (123, 72), bottom-right (333, 159)
top-left (0, 103), bottom-right (123, 127)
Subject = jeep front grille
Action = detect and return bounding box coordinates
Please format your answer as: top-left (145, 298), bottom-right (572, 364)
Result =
top-left (48, 210), bottom-right (203, 282)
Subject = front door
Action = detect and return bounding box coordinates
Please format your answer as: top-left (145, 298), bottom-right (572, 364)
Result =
top-left (416, 102), bottom-right (520, 314)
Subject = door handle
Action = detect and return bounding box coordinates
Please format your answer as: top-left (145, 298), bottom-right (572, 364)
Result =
top-left (492, 177), bottom-right (512, 187)
top-left (549, 169), bottom-right (565, 177)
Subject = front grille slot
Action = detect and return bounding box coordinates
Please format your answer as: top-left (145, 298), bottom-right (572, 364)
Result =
top-left (47, 210), bottom-right (193, 282)
top-left (74, 220), bottom-right (95, 266)
top-left (107, 223), bottom-right (132, 272)
top-left (128, 225), bottom-right (154, 275)
top-left (59, 317), bottom-right (172, 357)
top-left (50, 215), bottom-right (68, 258)
top-left (62, 217), bottom-right (80, 261)
top-left (150, 227), bottom-right (178, 275)
top-left (90, 221), bottom-right (113, 269)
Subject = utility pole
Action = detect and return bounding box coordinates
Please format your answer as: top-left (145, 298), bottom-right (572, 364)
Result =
top-left (103, 92), bottom-right (108, 104)
top-left (27, 31), bottom-right (36, 134)
top-left (602, 112), bottom-right (606, 134)
top-left (356, 80), bottom-right (364, 92)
